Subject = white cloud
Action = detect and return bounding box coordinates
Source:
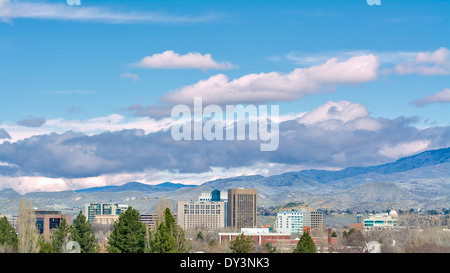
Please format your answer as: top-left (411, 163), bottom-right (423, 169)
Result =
top-left (395, 47), bottom-right (450, 75)
top-left (0, 0), bottom-right (218, 24)
top-left (121, 72), bottom-right (139, 81)
top-left (412, 88), bottom-right (450, 107)
top-left (298, 101), bottom-right (369, 125)
top-left (284, 50), bottom-right (416, 66)
top-left (0, 114), bottom-right (175, 144)
top-left (416, 47), bottom-right (450, 65)
top-left (283, 48), bottom-right (450, 76)
top-left (379, 140), bottom-right (431, 159)
top-left (297, 101), bottom-right (382, 131)
top-left (162, 54), bottom-right (380, 105)
top-left (135, 50), bottom-right (234, 70)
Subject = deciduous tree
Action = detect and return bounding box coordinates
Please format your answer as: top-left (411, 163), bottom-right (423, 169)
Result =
top-left (17, 198), bottom-right (40, 253)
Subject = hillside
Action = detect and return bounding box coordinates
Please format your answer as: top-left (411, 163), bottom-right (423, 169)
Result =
top-left (0, 147), bottom-right (449, 215)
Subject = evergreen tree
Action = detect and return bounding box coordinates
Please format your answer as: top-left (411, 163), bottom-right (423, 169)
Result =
top-left (293, 231), bottom-right (316, 253)
top-left (70, 211), bottom-right (99, 253)
top-left (107, 207), bottom-right (146, 253)
top-left (0, 216), bottom-right (18, 250)
top-left (148, 221), bottom-right (177, 253)
top-left (164, 208), bottom-right (191, 253)
top-left (147, 208), bottom-right (191, 253)
top-left (38, 236), bottom-right (54, 253)
top-left (51, 218), bottom-right (70, 253)
top-left (229, 233), bottom-right (256, 253)
top-left (196, 231), bottom-right (204, 241)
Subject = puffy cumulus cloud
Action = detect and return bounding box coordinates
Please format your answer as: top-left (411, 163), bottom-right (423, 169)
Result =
top-left (135, 51), bottom-right (234, 70)
top-left (299, 101), bottom-right (369, 124)
top-left (412, 88), bottom-right (450, 107)
top-left (162, 54), bottom-right (380, 105)
top-left (395, 47), bottom-right (450, 75)
top-left (16, 116), bottom-right (46, 128)
top-left (297, 101), bottom-right (382, 131)
top-left (1, 101), bottom-right (449, 183)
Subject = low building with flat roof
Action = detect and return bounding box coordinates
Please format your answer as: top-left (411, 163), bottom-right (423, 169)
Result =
top-left (363, 210), bottom-right (400, 231)
top-left (34, 210), bottom-right (71, 240)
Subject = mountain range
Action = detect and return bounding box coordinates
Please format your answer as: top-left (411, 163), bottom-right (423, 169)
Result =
top-left (1, 147), bottom-right (449, 216)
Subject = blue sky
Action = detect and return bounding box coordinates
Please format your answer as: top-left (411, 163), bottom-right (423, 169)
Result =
top-left (0, 0), bottom-right (449, 193)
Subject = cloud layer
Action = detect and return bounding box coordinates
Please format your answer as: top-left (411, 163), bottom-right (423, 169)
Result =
top-left (0, 0), bottom-right (218, 24)
top-left (1, 101), bottom-right (449, 182)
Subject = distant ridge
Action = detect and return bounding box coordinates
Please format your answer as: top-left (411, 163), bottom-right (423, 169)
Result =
top-left (75, 185), bottom-right (118, 193)
top-left (283, 146), bottom-right (450, 184)
top-left (1, 147), bottom-right (449, 214)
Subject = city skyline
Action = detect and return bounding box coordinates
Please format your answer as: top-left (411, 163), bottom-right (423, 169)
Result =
top-left (0, 0), bottom-right (449, 194)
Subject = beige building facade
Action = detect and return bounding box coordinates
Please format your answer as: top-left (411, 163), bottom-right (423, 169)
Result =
top-left (177, 201), bottom-right (225, 230)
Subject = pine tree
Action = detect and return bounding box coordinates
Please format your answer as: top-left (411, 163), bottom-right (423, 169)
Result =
top-left (51, 218), bottom-right (70, 253)
top-left (229, 233), bottom-right (256, 253)
top-left (0, 216), bottom-right (18, 250)
top-left (17, 198), bottom-right (40, 253)
top-left (148, 221), bottom-right (177, 253)
top-left (39, 236), bottom-right (54, 253)
top-left (147, 208), bottom-right (191, 253)
top-left (293, 231), bottom-right (316, 253)
top-left (70, 211), bottom-right (99, 253)
top-left (164, 208), bottom-right (191, 253)
top-left (107, 207), bottom-right (146, 253)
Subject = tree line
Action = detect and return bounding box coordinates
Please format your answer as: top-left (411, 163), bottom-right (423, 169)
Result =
top-left (1, 198), bottom-right (319, 253)
top-left (0, 198), bottom-right (192, 253)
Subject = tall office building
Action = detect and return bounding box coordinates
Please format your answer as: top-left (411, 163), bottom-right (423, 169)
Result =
top-left (198, 189), bottom-right (229, 226)
top-left (276, 211), bottom-right (303, 234)
top-left (177, 201), bottom-right (225, 230)
top-left (84, 203), bottom-right (128, 224)
top-left (300, 209), bottom-right (323, 229)
top-left (211, 189), bottom-right (221, 201)
top-left (228, 188), bottom-right (257, 229)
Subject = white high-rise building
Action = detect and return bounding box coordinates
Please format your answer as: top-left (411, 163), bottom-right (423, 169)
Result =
top-left (276, 211), bottom-right (303, 234)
